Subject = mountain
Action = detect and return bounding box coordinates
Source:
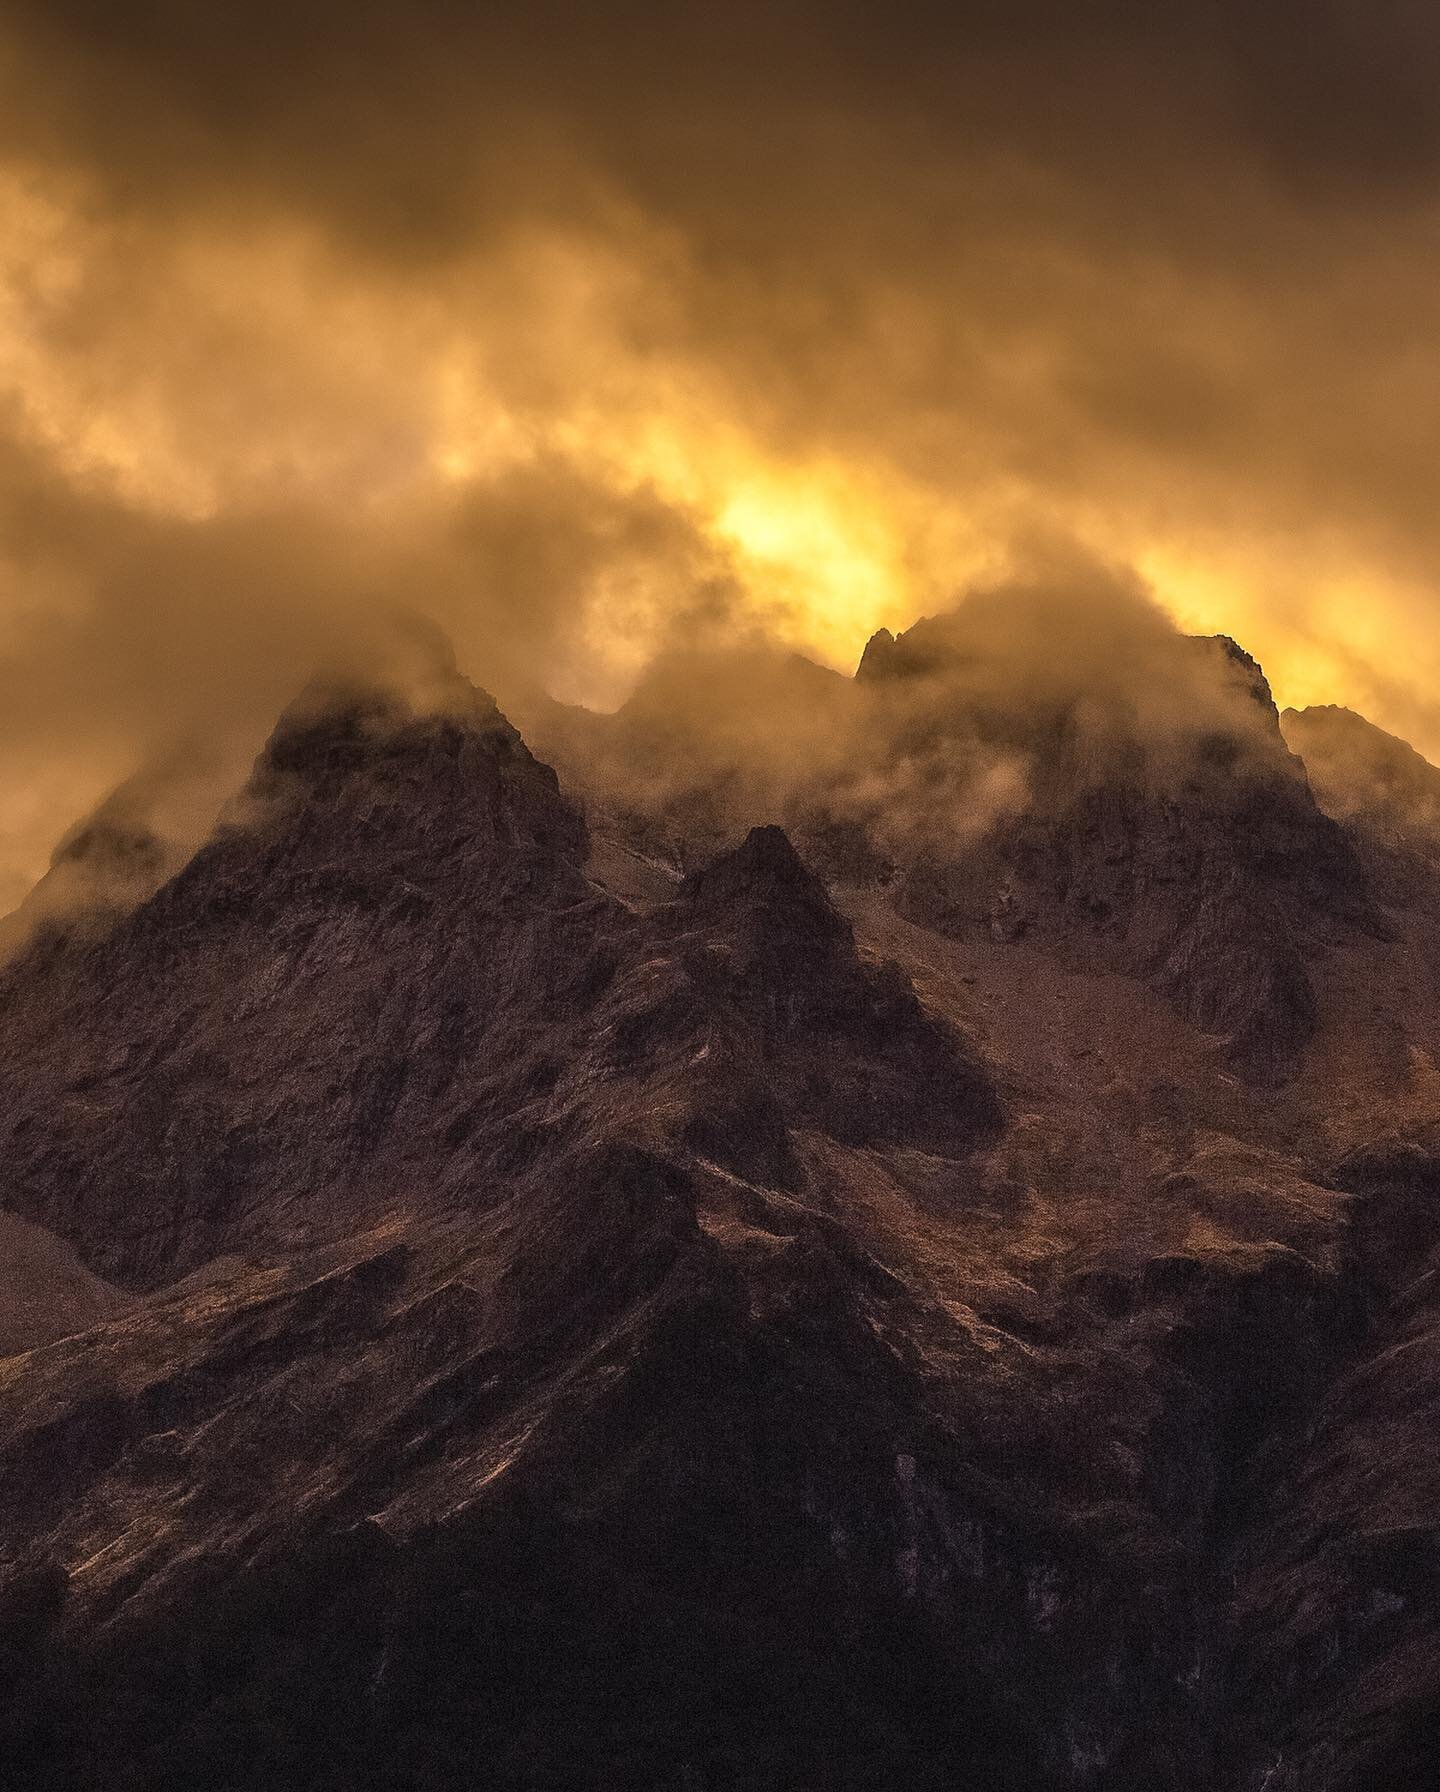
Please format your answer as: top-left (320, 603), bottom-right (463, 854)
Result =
top-left (868, 623), bottom-right (1382, 1079)
top-left (1284, 703), bottom-right (1440, 896)
top-left (2, 626), bottom-right (1440, 1788)
top-left (539, 613), bottom-right (1377, 1082)
top-left (0, 809), bottom-right (172, 963)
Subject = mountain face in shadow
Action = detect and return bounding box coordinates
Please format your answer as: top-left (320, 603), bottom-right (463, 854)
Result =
top-left (2, 627), bottom-right (1440, 1789)
top-left (855, 623), bottom-right (1374, 1083)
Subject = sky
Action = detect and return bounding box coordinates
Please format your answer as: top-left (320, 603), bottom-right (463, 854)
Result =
top-left (1, 1), bottom-right (1439, 904)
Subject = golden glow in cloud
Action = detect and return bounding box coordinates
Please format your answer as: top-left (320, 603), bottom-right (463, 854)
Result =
top-left (0, 157), bottom-right (1433, 728)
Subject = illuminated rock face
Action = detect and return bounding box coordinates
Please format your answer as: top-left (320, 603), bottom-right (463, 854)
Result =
top-left (1, 652), bottom-right (1440, 1790)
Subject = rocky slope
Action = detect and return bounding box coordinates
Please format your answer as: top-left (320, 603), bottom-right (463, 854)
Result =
top-left (1, 630), bottom-right (1440, 1788)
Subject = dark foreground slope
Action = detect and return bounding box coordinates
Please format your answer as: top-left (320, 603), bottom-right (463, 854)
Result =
top-left (2, 656), bottom-right (1440, 1788)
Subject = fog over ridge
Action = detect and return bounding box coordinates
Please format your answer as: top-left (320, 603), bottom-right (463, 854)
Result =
top-left (3, 0), bottom-right (1440, 903)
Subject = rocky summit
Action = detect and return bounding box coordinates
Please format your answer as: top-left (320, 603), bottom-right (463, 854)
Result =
top-left (5, 622), bottom-right (1440, 1790)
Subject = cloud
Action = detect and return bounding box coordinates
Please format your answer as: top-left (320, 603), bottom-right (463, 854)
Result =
top-left (532, 540), bottom-right (1285, 876)
top-left (1, 0), bottom-right (1440, 900)
top-left (0, 415), bottom-right (745, 901)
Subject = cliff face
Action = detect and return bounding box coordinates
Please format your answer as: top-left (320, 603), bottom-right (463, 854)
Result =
top-left (0, 680), bottom-right (629, 1273)
top-left (862, 625), bottom-right (1374, 1082)
top-left (0, 641), bottom-right (1439, 1790)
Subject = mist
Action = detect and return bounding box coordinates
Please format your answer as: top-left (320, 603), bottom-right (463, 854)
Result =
top-left (525, 543), bottom-right (1295, 891)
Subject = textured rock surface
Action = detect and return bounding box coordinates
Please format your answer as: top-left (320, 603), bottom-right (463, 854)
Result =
top-left (1, 643), bottom-right (1440, 1787)
top-left (0, 1214), bottom-right (124, 1355)
top-left (867, 625), bottom-right (1373, 1082)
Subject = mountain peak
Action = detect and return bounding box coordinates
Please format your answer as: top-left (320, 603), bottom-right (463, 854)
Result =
top-left (680, 824), bottom-right (850, 963)
top-left (256, 669), bottom-right (507, 784)
top-left (683, 822), bottom-right (816, 897)
top-left (855, 627), bottom-right (899, 680)
top-left (235, 670), bottom-right (585, 863)
top-left (1285, 702), bottom-right (1440, 864)
top-left (1190, 632), bottom-right (1279, 720)
top-left (0, 803), bottom-right (177, 962)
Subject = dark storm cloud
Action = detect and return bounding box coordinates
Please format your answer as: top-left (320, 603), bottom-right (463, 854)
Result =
top-left (5, 2), bottom-right (1439, 579)
top-left (6, 0), bottom-right (1440, 253)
